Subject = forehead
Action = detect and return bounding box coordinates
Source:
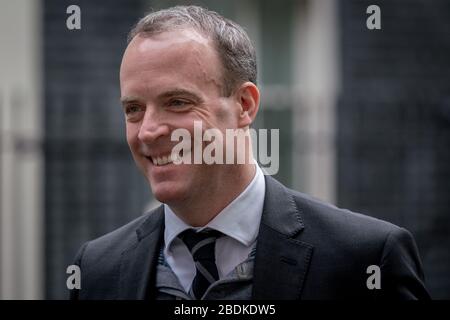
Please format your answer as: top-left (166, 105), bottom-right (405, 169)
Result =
top-left (120, 29), bottom-right (223, 97)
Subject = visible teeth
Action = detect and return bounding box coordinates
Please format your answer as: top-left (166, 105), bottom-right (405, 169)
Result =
top-left (152, 154), bottom-right (174, 166)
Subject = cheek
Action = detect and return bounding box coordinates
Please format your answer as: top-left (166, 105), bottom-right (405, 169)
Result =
top-left (125, 125), bottom-right (140, 151)
top-left (216, 100), bottom-right (239, 127)
top-left (215, 104), bottom-right (231, 121)
top-left (192, 103), bottom-right (236, 130)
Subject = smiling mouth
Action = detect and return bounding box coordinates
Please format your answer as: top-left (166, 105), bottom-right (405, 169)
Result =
top-left (147, 154), bottom-right (176, 166)
top-left (147, 150), bottom-right (188, 166)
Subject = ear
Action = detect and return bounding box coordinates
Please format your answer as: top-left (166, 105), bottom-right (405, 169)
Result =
top-left (235, 82), bottom-right (260, 128)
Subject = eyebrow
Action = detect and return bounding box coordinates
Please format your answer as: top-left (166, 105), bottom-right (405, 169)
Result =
top-left (120, 89), bottom-right (202, 106)
top-left (156, 89), bottom-right (202, 103)
top-left (120, 96), bottom-right (142, 105)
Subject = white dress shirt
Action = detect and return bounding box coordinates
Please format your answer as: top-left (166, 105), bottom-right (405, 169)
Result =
top-left (163, 164), bottom-right (266, 292)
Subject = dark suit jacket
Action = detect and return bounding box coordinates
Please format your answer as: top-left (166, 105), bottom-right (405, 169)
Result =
top-left (70, 176), bottom-right (430, 300)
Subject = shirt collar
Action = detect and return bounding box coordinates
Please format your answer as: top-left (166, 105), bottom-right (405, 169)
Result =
top-left (164, 164), bottom-right (266, 250)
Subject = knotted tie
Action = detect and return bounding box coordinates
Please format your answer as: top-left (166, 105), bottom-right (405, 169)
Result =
top-left (179, 229), bottom-right (222, 299)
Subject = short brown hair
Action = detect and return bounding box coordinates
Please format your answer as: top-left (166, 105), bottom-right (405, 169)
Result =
top-left (128, 5), bottom-right (257, 96)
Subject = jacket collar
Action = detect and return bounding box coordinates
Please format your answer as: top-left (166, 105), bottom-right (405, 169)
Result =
top-left (118, 175), bottom-right (314, 300)
top-left (118, 205), bottom-right (165, 299)
top-left (252, 175), bottom-right (314, 299)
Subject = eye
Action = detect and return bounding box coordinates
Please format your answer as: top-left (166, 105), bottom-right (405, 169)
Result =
top-left (125, 105), bottom-right (143, 115)
top-left (124, 104), bottom-right (145, 122)
top-left (168, 99), bottom-right (191, 108)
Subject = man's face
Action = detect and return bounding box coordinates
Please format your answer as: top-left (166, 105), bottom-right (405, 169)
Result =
top-left (120, 29), bottom-right (242, 206)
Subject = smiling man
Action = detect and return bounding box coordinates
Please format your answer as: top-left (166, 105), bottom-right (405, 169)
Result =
top-left (120, 26), bottom-right (258, 227)
top-left (70, 5), bottom-right (430, 300)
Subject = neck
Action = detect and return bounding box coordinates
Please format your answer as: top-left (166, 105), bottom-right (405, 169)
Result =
top-left (169, 163), bottom-right (257, 227)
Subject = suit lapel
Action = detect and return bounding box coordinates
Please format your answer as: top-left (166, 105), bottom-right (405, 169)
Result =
top-left (252, 176), bottom-right (314, 300)
top-left (119, 205), bottom-right (164, 299)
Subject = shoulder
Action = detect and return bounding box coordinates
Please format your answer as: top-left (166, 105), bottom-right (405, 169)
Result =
top-left (265, 175), bottom-right (409, 255)
top-left (286, 186), bottom-right (428, 299)
top-left (292, 187), bottom-right (401, 237)
top-left (265, 175), bottom-right (401, 241)
top-left (76, 206), bottom-right (164, 266)
top-left (69, 206), bottom-right (165, 299)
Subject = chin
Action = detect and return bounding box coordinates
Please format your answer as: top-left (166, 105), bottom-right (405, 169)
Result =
top-left (150, 183), bottom-right (187, 205)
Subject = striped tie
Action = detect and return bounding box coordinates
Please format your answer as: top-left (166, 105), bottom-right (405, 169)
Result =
top-left (180, 229), bottom-right (222, 299)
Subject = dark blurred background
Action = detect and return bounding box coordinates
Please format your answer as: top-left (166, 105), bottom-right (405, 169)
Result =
top-left (0, 0), bottom-right (449, 299)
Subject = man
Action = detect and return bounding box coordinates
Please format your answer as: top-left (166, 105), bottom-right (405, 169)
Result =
top-left (71, 5), bottom-right (429, 300)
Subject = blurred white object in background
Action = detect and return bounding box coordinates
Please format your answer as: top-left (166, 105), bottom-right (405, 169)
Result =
top-left (0, 0), bottom-right (43, 300)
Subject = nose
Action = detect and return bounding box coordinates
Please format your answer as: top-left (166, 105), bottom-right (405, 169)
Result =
top-left (137, 108), bottom-right (170, 143)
